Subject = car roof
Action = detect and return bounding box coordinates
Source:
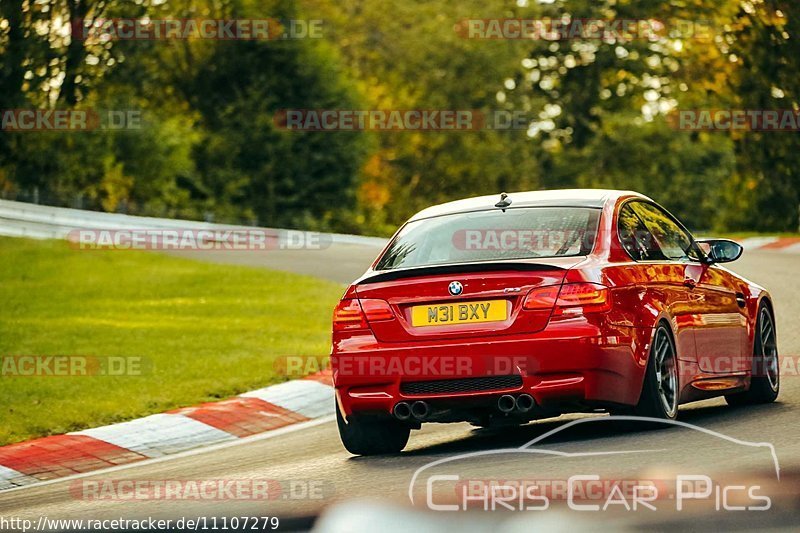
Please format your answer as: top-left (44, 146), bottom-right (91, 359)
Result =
top-left (408, 189), bottom-right (651, 221)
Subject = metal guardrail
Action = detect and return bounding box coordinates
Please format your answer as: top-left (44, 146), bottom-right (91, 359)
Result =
top-left (0, 199), bottom-right (388, 248)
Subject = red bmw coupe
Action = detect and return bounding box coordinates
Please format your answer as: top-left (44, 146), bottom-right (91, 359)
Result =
top-left (331, 190), bottom-right (779, 455)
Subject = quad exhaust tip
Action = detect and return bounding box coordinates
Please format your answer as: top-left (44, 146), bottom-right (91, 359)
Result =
top-left (497, 394), bottom-right (516, 413)
top-left (516, 394), bottom-right (535, 413)
top-left (399, 395), bottom-right (533, 420)
top-left (393, 402), bottom-right (412, 421)
top-left (411, 401), bottom-right (430, 420)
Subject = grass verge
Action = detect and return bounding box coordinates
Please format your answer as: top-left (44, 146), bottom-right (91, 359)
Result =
top-left (0, 237), bottom-right (344, 445)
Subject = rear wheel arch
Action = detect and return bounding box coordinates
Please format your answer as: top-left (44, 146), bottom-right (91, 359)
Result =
top-left (753, 295), bottom-right (776, 350)
top-left (759, 295), bottom-right (775, 320)
top-left (656, 317), bottom-right (677, 341)
top-left (650, 317), bottom-right (680, 369)
top-left (649, 313), bottom-right (679, 352)
top-left (726, 300), bottom-right (779, 406)
top-left (627, 315), bottom-right (677, 405)
top-left (635, 319), bottom-right (680, 419)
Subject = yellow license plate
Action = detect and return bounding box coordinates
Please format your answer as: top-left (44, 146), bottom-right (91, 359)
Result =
top-left (411, 300), bottom-right (507, 327)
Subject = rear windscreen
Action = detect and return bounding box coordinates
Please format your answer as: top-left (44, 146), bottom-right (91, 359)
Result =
top-left (374, 207), bottom-right (601, 270)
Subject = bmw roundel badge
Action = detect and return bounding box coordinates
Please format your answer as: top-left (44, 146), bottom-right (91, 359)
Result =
top-left (448, 281), bottom-right (463, 296)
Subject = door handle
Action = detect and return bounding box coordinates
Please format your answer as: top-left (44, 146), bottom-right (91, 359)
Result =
top-left (683, 278), bottom-right (697, 289)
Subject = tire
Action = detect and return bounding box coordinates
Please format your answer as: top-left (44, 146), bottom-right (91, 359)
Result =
top-left (726, 305), bottom-right (780, 406)
top-left (633, 323), bottom-right (679, 420)
top-left (336, 400), bottom-right (410, 456)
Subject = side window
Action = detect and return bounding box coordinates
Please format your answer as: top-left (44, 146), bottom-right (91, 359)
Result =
top-left (618, 204), bottom-right (665, 261)
top-left (631, 202), bottom-right (697, 261)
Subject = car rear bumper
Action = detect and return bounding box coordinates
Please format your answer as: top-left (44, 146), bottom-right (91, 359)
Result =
top-left (333, 320), bottom-right (652, 419)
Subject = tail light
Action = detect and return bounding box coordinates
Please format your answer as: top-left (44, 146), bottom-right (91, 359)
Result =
top-left (333, 299), bottom-right (394, 331)
top-left (359, 299), bottom-right (395, 321)
top-left (333, 299), bottom-right (366, 331)
top-left (523, 283), bottom-right (611, 316)
top-left (522, 285), bottom-right (559, 310)
top-left (553, 283), bottom-right (611, 315)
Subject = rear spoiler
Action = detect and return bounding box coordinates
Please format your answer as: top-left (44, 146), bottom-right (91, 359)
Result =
top-left (355, 262), bottom-right (565, 285)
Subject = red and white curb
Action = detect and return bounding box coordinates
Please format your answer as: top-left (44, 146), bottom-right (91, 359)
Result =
top-left (740, 236), bottom-right (800, 253)
top-left (0, 372), bottom-right (333, 491)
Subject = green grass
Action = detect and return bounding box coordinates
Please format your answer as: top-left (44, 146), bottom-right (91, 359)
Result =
top-left (0, 237), bottom-right (344, 445)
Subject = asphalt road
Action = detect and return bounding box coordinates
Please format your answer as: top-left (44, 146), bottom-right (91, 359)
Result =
top-left (163, 241), bottom-right (385, 284)
top-left (1, 248), bottom-right (798, 530)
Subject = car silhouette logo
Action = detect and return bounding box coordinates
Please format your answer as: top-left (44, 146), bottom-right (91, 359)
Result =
top-left (448, 281), bottom-right (463, 296)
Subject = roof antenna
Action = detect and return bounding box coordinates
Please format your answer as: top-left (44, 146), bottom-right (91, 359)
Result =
top-left (495, 192), bottom-right (512, 212)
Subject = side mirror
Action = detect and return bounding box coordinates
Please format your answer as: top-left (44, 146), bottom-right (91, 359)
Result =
top-left (695, 238), bottom-right (743, 264)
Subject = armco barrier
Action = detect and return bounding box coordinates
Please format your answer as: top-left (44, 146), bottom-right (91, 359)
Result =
top-left (0, 199), bottom-right (387, 248)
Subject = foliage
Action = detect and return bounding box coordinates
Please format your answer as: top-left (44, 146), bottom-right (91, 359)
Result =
top-left (0, 0), bottom-right (798, 233)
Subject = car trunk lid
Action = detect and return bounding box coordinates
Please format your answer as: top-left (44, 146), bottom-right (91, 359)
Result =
top-left (355, 259), bottom-right (579, 342)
